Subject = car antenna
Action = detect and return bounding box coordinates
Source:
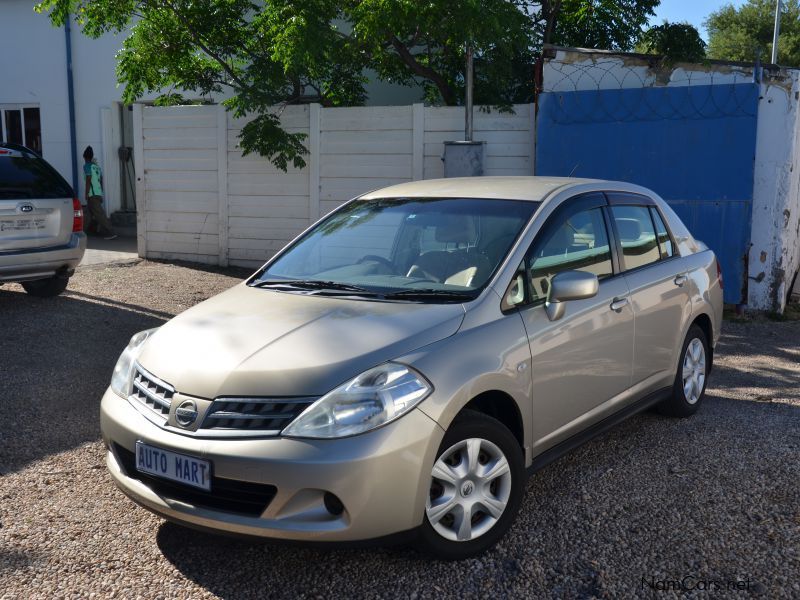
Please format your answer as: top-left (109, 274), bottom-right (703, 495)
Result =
top-left (568, 163), bottom-right (581, 177)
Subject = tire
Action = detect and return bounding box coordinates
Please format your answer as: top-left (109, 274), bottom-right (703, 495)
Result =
top-left (22, 275), bottom-right (69, 298)
top-left (418, 410), bottom-right (525, 560)
top-left (658, 324), bottom-right (709, 417)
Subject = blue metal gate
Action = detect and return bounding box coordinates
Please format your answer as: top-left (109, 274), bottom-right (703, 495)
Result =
top-left (536, 83), bottom-right (760, 304)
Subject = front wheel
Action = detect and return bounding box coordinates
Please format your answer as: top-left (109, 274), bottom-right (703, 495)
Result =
top-left (658, 324), bottom-right (709, 417)
top-left (22, 275), bottom-right (69, 298)
top-left (418, 410), bottom-right (525, 560)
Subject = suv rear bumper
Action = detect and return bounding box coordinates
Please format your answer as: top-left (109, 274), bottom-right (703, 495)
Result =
top-left (0, 232), bottom-right (86, 282)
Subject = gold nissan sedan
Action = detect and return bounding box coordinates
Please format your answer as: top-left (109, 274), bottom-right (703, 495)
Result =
top-left (101, 177), bottom-right (723, 559)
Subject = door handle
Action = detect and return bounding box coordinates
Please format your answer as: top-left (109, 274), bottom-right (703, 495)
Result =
top-left (674, 274), bottom-right (688, 287)
top-left (610, 297), bottom-right (629, 312)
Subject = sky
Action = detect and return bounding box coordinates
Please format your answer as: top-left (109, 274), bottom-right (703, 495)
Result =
top-left (649, 0), bottom-right (746, 40)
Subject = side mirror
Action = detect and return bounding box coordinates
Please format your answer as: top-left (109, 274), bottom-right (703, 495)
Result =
top-left (545, 270), bottom-right (599, 321)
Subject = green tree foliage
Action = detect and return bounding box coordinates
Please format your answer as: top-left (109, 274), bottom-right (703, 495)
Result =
top-left (636, 22), bottom-right (707, 63)
top-left (540, 0), bottom-right (660, 51)
top-left (36, 0), bottom-right (661, 169)
top-left (706, 0), bottom-right (800, 66)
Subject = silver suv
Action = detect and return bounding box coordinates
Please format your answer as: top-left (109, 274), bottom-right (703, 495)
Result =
top-left (0, 144), bottom-right (86, 296)
top-left (101, 177), bottom-right (722, 559)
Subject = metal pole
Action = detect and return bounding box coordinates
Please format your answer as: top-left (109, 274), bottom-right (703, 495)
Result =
top-left (65, 14), bottom-right (79, 193)
top-left (465, 45), bottom-right (474, 141)
top-left (772, 0), bottom-right (782, 65)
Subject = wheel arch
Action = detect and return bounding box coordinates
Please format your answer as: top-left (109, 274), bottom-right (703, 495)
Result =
top-left (689, 312), bottom-right (714, 372)
top-left (456, 390), bottom-right (525, 452)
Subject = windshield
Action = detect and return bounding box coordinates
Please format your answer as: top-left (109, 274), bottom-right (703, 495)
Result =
top-left (253, 197), bottom-right (538, 301)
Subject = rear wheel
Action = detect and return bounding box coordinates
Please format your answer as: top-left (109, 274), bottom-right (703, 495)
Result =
top-left (658, 324), bottom-right (709, 417)
top-left (418, 410), bottom-right (525, 560)
top-left (22, 275), bottom-right (69, 298)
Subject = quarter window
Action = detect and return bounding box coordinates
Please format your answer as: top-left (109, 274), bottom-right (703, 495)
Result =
top-left (527, 206), bottom-right (612, 303)
top-left (610, 205), bottom-right (660, 270)
top-left (649, 207), bottom-right (674, 259)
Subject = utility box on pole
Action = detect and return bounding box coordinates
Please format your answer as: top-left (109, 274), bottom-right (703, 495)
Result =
top-left (442, 140), bottom-right (485, 177)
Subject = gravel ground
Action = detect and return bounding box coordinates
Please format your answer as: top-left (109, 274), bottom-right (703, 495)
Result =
top-left (1, 260), bottom-right (799, 599)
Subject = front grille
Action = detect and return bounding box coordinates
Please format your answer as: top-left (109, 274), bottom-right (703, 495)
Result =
top-left (114, 444), bottom-right (277, 517)
top-left (130, 364), bottom-right (173, 418)
top-left (201, 397), bottom-right (315, 432)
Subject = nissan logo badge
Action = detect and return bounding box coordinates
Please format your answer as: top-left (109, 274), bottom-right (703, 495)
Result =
top-left (175, 399), bottom-right (199, 427)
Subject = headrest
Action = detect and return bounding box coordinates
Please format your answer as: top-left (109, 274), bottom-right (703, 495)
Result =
top-left (435, 214), bottom-right (477, 243)
top-left (616, 218), bottom-right (641, 242)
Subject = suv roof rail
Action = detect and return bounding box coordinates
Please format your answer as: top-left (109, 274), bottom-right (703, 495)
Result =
top-left (0, 142), bottom-right (40, 157)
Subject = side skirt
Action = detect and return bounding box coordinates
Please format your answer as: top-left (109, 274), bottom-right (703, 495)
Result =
top-left (527, 386), bottom-right (672, 475)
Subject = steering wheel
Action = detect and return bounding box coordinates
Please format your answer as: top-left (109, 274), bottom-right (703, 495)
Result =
top-left (358, 255), bottom-right (397, 273)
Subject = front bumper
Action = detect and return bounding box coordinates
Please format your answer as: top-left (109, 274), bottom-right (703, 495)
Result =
top-left (100, 388), bottom-right (444, 542)
top-left (0, 233), bottom-right (86, 282)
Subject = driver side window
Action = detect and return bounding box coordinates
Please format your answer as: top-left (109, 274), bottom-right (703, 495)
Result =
top-left (527, 205), bottom-right (613, 303)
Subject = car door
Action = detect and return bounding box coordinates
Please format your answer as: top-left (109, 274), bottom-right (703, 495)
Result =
top-left (606, 193), bottom-right (691, 391)
top-left (514, 193), bottom-right (634, 454)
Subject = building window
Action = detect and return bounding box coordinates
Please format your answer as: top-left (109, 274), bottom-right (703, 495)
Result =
top-left (1, 105), bottom-right (42, 155)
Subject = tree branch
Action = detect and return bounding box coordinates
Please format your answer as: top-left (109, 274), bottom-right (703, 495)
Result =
top-left (157, 0), bottom-right (250, 92)
top-left (389, 35), bottom-right (456, 104)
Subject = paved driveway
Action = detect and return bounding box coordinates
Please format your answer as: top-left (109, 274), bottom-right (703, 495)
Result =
top-left (80, 235), bottom-right (139, 267)
top-left (1, 261), bottom-right (798, 598)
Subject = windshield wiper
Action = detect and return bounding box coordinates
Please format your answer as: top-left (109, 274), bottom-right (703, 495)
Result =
top-left (249, 279), bottom-right (380, 296)
top-left (383, 289), bottom-right (473, 302)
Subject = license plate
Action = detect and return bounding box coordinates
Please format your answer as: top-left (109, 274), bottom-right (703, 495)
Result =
top-left (0, 218), bottom-right (46, 232)
top-left (135, 441), bottom-right (212, 491)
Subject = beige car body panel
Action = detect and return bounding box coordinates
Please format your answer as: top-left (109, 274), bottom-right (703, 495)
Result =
top-left (101, 176), bottom-right (723, 542)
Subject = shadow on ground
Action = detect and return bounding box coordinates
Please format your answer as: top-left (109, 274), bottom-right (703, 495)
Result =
top-left (0, 287), bottom-right (166, 474)
top-left (154, 389), bottom-right (800, 598)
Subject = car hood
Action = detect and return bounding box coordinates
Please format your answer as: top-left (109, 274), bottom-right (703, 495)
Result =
top-left (137, 283), bottom-right (465, 399)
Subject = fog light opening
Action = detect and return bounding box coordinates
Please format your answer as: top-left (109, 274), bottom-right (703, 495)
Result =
top-left (323, 492), bottom-right (344, 516)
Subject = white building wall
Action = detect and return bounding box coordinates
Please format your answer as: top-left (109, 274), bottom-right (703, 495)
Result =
top-left (135, 103), bottom-right (535, 268)
top-left (0, 0), bottom-right (72, 182)
top-left (0, 1), bottom-right (163, 213)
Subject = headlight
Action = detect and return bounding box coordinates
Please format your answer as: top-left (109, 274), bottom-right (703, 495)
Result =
top-left (282, 362), bottom-right (432, 439)
top-left (110, 329), bottom-right (158, 398)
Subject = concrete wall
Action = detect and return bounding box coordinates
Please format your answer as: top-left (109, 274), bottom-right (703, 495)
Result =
top-left (749, 72), bottom-right (800, 310)
top-left (134, 103), bottom-right (535, 268)
top-left (541, 47), bottom-right (800, 312)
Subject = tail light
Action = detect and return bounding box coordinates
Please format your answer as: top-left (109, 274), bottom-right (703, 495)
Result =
top-left (716, 258), bottom-right (723, 290)
top-left (72, 198), bottom-right (84, 233)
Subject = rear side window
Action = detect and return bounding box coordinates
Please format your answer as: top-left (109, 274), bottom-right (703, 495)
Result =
top-left (649, 207), bottom-right (674, 259)
top-left (610, 205), bottom-right (660, 271)
top-left (0, 155), bottom-right (73, 199)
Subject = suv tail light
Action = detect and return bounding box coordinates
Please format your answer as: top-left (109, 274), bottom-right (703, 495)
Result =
top-left (716, 258), bottom-right (723, 290)
top-left (72, 198), bottom-right (84, 233)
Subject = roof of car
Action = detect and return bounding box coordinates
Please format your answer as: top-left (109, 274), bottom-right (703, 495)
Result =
top-left (0, 143), bottom-right (40, 158)
top-left (358, 176), bottom-right (603, 202)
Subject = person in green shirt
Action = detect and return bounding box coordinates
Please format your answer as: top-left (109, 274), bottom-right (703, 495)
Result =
top-left (83, 146), bottom-right (117, 240)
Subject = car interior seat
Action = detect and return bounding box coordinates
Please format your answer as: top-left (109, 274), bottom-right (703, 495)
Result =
top-left (406, 214), bottom-right (492, 287)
